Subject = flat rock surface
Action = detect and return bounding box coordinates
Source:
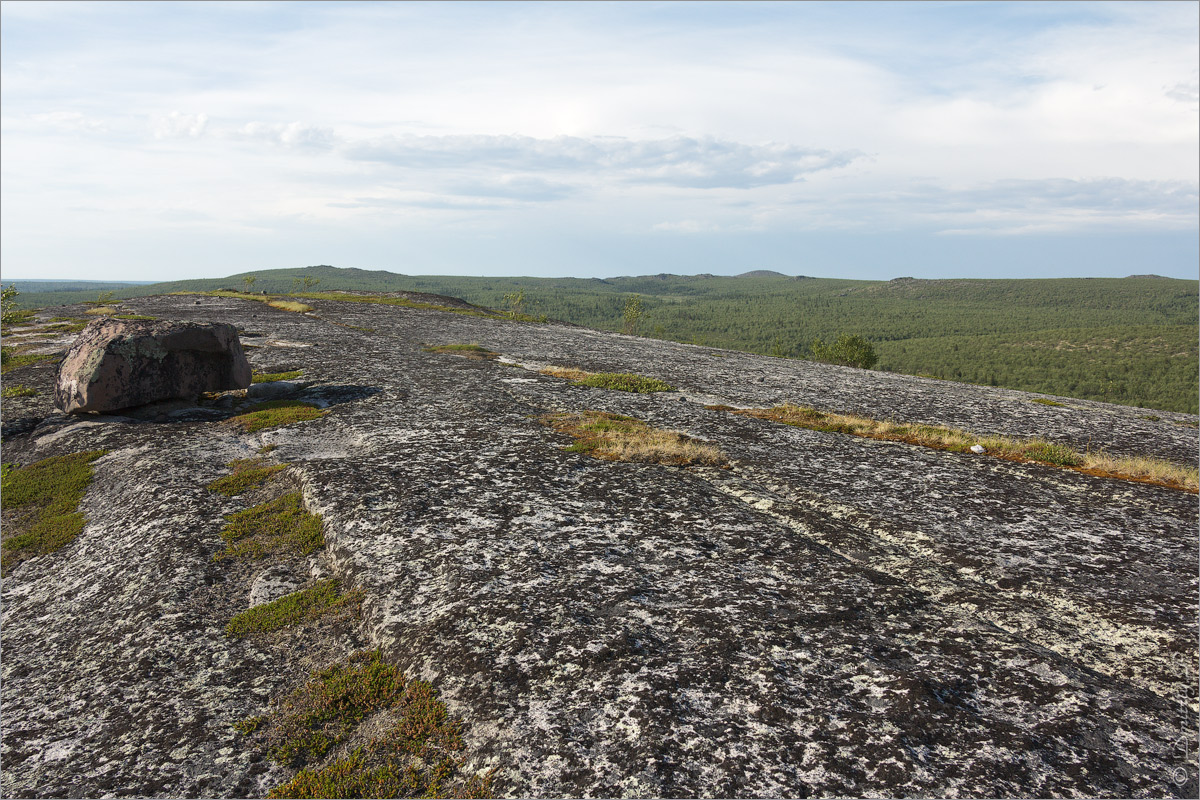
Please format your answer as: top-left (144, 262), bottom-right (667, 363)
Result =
top-left (2, 293), bottom-right (1197, 798)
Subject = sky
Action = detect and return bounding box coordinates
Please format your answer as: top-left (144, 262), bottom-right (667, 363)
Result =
top-left (1, 0), bottom-right (1197, 282)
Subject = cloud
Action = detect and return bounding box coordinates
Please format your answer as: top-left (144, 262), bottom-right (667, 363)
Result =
top-left (344, 134), bottom-right (860, 189)
top-left (29, 111), bottom-right (107, 133)
top-left (150, 111), bottom-right (208, 139)
top-left (236, 121), bottom-right (336, 150)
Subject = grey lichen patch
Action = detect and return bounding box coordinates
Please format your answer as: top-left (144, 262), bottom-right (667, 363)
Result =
top-left (0, 450), bottom-right (107, 575)
top-left (207, 458), bottom-right (290, 497)
top-left (226, 579), bottom-right (362, 638)
top-left (215, 493), bottom-right (324, 562)
top-left (541, 410), bottom-right (725, 466)
top-left (239, 650), bottom-right (494, 799)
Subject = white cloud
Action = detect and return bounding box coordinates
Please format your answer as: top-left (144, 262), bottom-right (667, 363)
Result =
top-left (150, 111), bottom-right (209, 139)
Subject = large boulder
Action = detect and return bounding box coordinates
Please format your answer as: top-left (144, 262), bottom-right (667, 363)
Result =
top-left (54, 318), bottom-right (252, 414)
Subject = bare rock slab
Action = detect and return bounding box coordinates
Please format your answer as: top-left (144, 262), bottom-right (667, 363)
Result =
top-left (54, 318), bottom-right (251, 414)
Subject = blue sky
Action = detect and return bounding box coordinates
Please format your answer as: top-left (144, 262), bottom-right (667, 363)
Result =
top-left (2, 0), bottom-right (1196, 281)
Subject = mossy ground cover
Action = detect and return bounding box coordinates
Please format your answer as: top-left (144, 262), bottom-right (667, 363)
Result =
top-left (230, 400), bottom-right (326, 433)
top-left (215, 493), bottom-right (324, 561)
top-left (1, 384), bottom-right (38, 398)
top-left (540, 366), bottom-right (674, 393)
top-left (207, 458), bottom-right (290, 496)
top-left (226, 579), bottom-right (362, 638)
top-left (253, 369), bottom-right (304, 383)
top-left (0, 347), bottom-right (54, 374)
top-left (424, 344), bottom-right (499, 360)
top-left (0, 450), bottom-right (107, 575)
top-left (238, 650), bottom-right (493, 799)
top-left (733, 404), bottom-right (1198, 492)
top-left (542, 411), bottom-right (725, 466)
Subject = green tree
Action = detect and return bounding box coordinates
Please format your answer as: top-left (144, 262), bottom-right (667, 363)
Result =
top-left (502, 289), bottom-right (525, 319)
top-left (811, 334), bottom-right (878, 369)
top-left (242, 276), bottom-right (257, 292)
top-left (622, 295), bottom-right (643, 336)
top-left (1, 284), bottom-right (20, 325)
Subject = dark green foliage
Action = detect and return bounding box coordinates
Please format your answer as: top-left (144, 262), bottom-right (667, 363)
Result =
top-left (246, 650), bottom-right (495, 798)
top-left (811, 334), bottom-right (878, 369)
top-left (215, 493), bottom-right (324, 561)
top-left (226, 579), bottom-right (361, 637)
top-left (1, 451), bottom-right (107, 574)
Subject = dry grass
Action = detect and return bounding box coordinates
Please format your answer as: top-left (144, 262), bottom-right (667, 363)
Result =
top-left (732, 404), bottom-right (1198, 492)
top-left (266, 299), bottom-right (313, 313)
top-left (541, 411), bottom-right (725, 466)
top-left (85, 306), bottom-right (118, 315)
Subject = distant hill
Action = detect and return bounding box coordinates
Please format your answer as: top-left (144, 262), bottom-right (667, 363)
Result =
top-left (7, 265), bottom-right (1197, 413)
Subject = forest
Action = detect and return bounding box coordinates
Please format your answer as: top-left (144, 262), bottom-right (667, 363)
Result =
top-left (8, 267), bottom-right (1198, 414)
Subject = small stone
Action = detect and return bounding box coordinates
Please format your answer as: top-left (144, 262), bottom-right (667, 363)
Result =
top-left (970, 444), bottom-right (986, 454)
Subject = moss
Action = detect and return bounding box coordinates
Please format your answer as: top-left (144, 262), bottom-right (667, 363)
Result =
top-left (0, 450), bottom-right (107, 575)
top-left (1137, 414), bottom-right (1162, 421)
top-left (1031, 398), bottom-right (1066, 407)
top-left (247, 651), bottom-right (494, 799)
top-left (113, 314), bottom-right (156, 320)
top-left (215, 493), bottom-right (324, 562)
top-left (424, 344), bottom-right (499, 360)
top-left (253, 369), bottom-right (304, 383)
top-left (541, 366), bottom-right (674, 393)
top-left (0, 348), bottom-right (54, 374)
top-left (207, 458), bottom-right (289, 496)
top-left (230, 401), bottom-right (327, 433)
top-left (85, 306), bottom-right (119, 315)
top-left (226, 579), bottom-right (362, 637)
top-left (542, 411), bottom-right (725, 466)
top-left (234, 715), bottom-right (269, 736)
top-left (1, 384), bottom-right (38, 398)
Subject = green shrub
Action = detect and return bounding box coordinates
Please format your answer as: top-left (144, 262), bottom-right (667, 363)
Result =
top-left (1, 451), bottom-right (107, 574)
top-left (215, 493), bottom-right (324, 561)
top-left (810, 334), bottom-right (878, 369)
top-left (230, 401), bottom-right (326, 433)
top-left (226, 579), bottom-right (361, 637)
top-left (206, 458), bottom-right (288, 496)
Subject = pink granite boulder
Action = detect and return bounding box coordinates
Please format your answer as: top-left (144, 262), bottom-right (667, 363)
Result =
top-left (54, 318), bottom-right (252, 414)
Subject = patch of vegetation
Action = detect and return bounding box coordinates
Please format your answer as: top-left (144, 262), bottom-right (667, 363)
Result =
top-left (242, 650), bottom-right (493, 799)
top-left (207, 458), bottom-right (289, 496)
top-left (253, 369), bottom-right (304, 384)
top-left (85, 306), bottom-right (119, 315)
top-left (113, 314), bottom-right (156, 320)
top-left (226, 579), bottom-right (362, 637)
top-left (267, 300), bottom-right (314, 313)
top-left (230, 400), bottom-right (327, 433)
top-left (1, 284), bottom-right (35, 328)
top-left (1, 451), bottom-right (107, 575)
top-left (542, 411), bottom-right (725, 466)
top-left (215, 493), bottom-right (324, 562)
top-left (0, 347), bottom-right (54, 374)
top-left (811, 333), bottom-right (878, 369)
top-left (258, 444), bottom-right (279, 454)
top-left (1138, 414), bottom-right (1162, 421)
top-left (1031, 398), bottom-right (1066, 407)
top-left (423, 344), bottom-right (500, 360)
top-left (234, 715), bottom-right (268, 736)
top-left (45, 320), bottom-right (88, 332)
top-left (540, 366), bottom-right (675, 393)
top-left (730, 404), bottom-right (1198, 491)
top-left (1, 384), bottom-right (38, 398)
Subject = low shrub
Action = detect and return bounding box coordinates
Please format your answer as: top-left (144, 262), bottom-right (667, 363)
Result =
top-left (230, 401), bottom-right (326, 433)
top-left (226, 579), bottom-right (361, 637)
top-left (215, 493), bottom-right (324, 561)
top-left (1, 450), bottom-right (107, 574)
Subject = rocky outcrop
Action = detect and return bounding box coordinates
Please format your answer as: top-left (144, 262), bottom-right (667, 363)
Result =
top-left (53, 318), bottom-right (251, 414)
top-left (2, 292), bottom-right (1197, 798)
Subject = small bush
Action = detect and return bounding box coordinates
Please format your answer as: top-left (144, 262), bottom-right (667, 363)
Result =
top-left (810, 334), bottom-right (878, 369)
top-left (542, 411), bottom-right (724, 466)
top-left (1, 384), bottom-right (37, 398)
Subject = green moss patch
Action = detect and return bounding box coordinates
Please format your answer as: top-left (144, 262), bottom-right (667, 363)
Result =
top-left (230, 400), bottom-right (327, 433)
top-left (207, 458), bottom-right (289, 496)
top-left (540, 366), bottom-right (674, 393)
top-left (1, 450), bottom-right (107, 575)
top-left (253, 369), bottom-right (304, 384)
top-left (215, 493), bottom-right (324, 562)
top-left (423, 344), bottom-right (500, 360)
top-left (0, 348), bottom-right (54, 374)
top-left (227, 579), bottom-right (362, 637)
top-left (243, 650), bottom-right (493, 799)
top-left (1030, 398), bottom-right (1066, 407)
top-left (1, 384), bottom-right (38, 398)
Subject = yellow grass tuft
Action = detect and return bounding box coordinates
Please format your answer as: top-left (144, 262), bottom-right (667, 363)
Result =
top-left (542, 411), bottom-right (725, 466)
top-left (266, 299), bottom-right (313, 313)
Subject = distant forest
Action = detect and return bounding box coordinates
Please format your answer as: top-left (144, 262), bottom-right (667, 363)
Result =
top-left (9, 266), bottom-right (1198, 414)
